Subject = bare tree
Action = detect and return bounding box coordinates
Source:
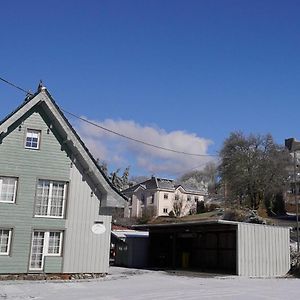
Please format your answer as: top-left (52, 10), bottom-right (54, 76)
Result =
top-left (172, 195), bottom-right (197, 217)
top-left (219, 131), bottom-right (290, 211)
top-left (178, 162), bottom-right (218, 194)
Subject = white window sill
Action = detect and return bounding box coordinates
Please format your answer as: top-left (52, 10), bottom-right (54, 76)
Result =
top-left (25, 146), bottom-right (40, 150)
top-left (34, 215), bottom-right (64, 219)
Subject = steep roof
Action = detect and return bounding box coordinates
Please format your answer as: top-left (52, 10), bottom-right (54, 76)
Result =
top-left (0, 86), bottom-right (127, 207)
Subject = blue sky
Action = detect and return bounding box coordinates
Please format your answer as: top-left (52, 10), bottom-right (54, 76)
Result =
top-left (1, 0), bottom-right (300, 177)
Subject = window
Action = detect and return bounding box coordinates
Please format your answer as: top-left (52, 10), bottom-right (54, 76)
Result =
top-left (194, 196), bottom-right (199, 202)
top-left (129, 196), bottom-right (133, 206)
top-left (151, 194), bottom-right (155, 204)
top-left (141, 194), bottom-right (145, 205)
top-left (187, 196), bottom-right (191, 201)
top-left (0, 177), bottom-right (18, 203)
top-left (29, 231), bottom-right (63, 271)
top-left (163, 208), bottom-right (168, 213)
top-left (48, 232), bottom-right (62, 255)
top-left (0, 229), bottom-right (12, 255)
top-left (35, 180), bottom-right (67, 218)
top-left (30, 231), bottom-right (44, 270)
top-left (164, 193), bottom-right (168, 199)
top-left (25, 129), bottom-right (41, 149)
top-left (175, 194), bottom-right (179, 201)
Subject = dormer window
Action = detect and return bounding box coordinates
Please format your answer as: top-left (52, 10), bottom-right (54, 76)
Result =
top-left (25, 129), bottom-right (41, 150)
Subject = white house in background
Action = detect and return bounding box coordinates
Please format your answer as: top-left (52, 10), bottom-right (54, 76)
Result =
top-left (122, 176), bottom-right (207, 218)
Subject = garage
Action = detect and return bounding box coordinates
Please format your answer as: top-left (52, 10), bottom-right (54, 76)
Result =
top-left (141, 220), bottom-right (290, 277)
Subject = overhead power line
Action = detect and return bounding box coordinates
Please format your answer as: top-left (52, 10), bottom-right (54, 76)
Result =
top-left (0, 75), bottom-right (218, 158)
top-left (62, 109), bottom-right (218, 157)
top-left (0, 76), bottom-right (32, 95)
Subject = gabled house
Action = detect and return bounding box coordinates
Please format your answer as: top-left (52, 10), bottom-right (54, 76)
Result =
top-left (123, 176), bottom-right (206, 218)
top-left (0, 84), bottom-right (127, 275)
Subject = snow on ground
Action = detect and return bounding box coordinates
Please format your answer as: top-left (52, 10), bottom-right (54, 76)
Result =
top-left (0, 267), bottom-right (300, 300)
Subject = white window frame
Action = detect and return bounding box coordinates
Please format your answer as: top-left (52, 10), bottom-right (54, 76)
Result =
top-left (0, 229), bottom-right (12, 256)
top-left (29, 231), bottom-right (63, 271)
top-left (35, 180), bottom-right (67, 218)
top-left (0, 177), bottom-right (18, 203)
top-left (46, 231), bottom-right (63, 256)
top-left (163, 208), bottom-right (168, 214)
top-left (164, 193), bottom-right (168, 199)
top-left (25, 129), bottom-right (41, 150)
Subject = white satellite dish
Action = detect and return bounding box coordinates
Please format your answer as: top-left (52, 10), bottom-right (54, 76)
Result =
top-left (91, 224), bottom-right (106, 235)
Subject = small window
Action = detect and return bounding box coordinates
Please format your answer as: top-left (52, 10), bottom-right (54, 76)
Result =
top-left (0, 177), bottom-right (18, 203)
top-left (129, 196), bottom-right (133, 206)
top-left (151, 194), bottom-right (155, 204)
top-left (0, 229), bottom-right (12, 255)
top-left (25, 129), bottom-right (41, 150)
top-left (141, 194), bottom-right (145, 205)
top-left (164, 193), bottom-right (168, 199)
top-left (163, 208), bottom-right (168, 213)
top-left (194, 196), bottom-right (199, 202)
top-left (175, 194), bottom-right (179, 201)
top-left (187, 196), bottom-right (191, 201)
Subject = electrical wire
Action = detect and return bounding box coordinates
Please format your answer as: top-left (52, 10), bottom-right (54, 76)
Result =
top-left (0, 75), bottom-right (218, 158)
top-left (0, 76), bottom-right (32, 95)
top-left (62, 108), bottom-right (218, 158)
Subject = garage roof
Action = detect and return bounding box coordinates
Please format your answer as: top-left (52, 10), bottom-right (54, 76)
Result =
top-left (134, 219), bottom-right (289, 229)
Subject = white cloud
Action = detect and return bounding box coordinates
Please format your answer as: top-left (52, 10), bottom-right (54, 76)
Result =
top-left (76, 117), bottom-right (215, 177)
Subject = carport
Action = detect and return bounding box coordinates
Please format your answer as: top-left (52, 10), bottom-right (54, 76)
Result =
top-left (140, 220), bottom-right (290, 277)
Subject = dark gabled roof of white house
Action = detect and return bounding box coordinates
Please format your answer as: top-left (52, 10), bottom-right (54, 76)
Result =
top-left (0, 85), bottom-right (127, 207)
top-left (123, 176), bottom-right (206, 195)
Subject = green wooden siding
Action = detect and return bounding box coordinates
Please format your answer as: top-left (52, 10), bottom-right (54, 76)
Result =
top-left (0, 107), bottom-right (70, 273)
top-left (44, 257), bottom-right (63, 273)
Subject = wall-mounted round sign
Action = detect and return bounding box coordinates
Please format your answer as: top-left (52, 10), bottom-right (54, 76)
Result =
top-left (91, 224), bottom-right (106, 235)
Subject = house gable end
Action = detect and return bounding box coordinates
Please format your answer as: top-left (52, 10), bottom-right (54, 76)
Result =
top-left (0, 89), bottom-right (126, 208)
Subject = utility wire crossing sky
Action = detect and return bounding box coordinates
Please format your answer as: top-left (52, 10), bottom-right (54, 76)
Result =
top-left (0, 77), bottom-right (218, 174)
top-left (1, 1), bottom-right (298, 177)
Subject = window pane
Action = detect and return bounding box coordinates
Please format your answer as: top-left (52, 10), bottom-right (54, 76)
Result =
top-left (50, 183), bottom-right (64, 217)
top-left (35, 180), bottom-right (50, 216)
top-left (35, 180), bottom-right (66, 217)
top-left (30, 232), bottom-right (44, 269)
top-left (25, 130), bottom-right (40, 149)
top-left (0, 177), bottom-right (17, 202)
top-left (0, 229), bottom-right (10, 254)
top-left (48, 232), bottom-right (61, 254)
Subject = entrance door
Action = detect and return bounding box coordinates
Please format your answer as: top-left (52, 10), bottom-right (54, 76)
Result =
top-left (29, 231), bottom-right (45, 271)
